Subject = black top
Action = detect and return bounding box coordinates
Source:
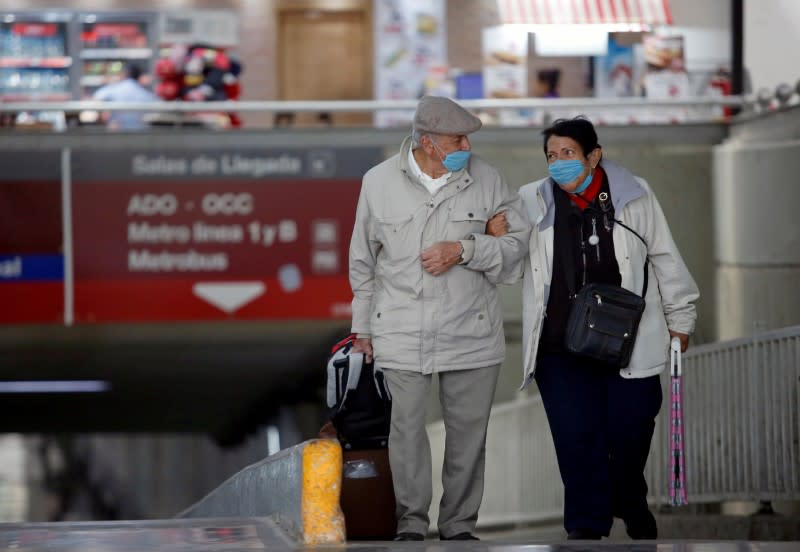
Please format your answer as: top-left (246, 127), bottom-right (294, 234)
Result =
top-left (539, 174), bottom-right (622, 354)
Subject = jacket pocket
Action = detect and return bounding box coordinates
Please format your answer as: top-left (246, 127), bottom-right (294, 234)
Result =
top-left (450, 208), bottom-right (488, 238)
top-left (438, 282), bottom-right (493, 339)
top-left (376, 214), bottom-right (417, 260)
top-left (441, 309), bottom-right (492, 338)
top-left (372, 293), bottom-right (418, 335)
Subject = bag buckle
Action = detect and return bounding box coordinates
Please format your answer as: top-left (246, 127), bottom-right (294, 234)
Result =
top-left (594, 293), bottom-right (602, 306)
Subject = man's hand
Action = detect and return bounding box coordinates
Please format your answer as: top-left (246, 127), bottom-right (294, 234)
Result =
top-left (485, 211), bottom-right (509, 237)
top-left (352, 337), bottom-right (373, 363)
top-left (669, 330), bottom-right (690, 352)
top-left (421, 241), bottom-right (462, 275)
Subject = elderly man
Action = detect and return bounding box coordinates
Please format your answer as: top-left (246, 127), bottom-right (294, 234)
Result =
top-left (349, 96), bottom-right (530, 541)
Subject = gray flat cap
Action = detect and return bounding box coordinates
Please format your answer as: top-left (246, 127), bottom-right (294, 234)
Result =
top-left (413, 95), bottom-right (482, 136)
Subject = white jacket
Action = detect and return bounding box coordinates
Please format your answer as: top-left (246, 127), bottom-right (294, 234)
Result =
top-left (517, 160), bottom-right (699, 389)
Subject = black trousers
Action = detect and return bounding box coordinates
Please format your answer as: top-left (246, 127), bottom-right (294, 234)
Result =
top-left (535, 352), bottom-right (662, 536)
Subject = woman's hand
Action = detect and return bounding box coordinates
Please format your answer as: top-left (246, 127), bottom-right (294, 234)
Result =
top-left (485, 211), bottom-right (509, 237)
top-left (669, 330), bottom-right (689, 352)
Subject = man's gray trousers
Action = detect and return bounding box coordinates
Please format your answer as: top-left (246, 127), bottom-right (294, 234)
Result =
top-left (383, 364), bottom-right (500, 538)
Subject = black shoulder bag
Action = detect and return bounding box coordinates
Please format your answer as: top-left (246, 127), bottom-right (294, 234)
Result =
top-left (560, 211), bottom-right (649, 369)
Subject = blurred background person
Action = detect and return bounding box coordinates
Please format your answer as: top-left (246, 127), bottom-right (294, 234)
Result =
top-left (534, 68), bottom-right (561, 98)
top-left (92, 63), bottom-right (158, 131)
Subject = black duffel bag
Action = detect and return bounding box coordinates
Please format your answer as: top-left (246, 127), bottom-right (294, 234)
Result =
top-left (326, 334), bottom-right (391, 450)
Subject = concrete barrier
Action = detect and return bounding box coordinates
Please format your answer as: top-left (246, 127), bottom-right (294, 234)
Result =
top-left (179, 439), bottom-right (345, 545)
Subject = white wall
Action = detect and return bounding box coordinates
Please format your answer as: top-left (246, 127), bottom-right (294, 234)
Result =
top-left (745, 0), bottom-right (800, 93)
top-left (669, 0), bottom-right (800, 94)
top-left (658, 0), bottom-right (731, 73)
top-left (669, 0), bottom-right (731, 29)
top-left (657, 26), bottom-right (731, 72)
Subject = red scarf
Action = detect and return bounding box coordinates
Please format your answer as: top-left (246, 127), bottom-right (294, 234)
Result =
top-left (569, 166), bottom-right (604, 210)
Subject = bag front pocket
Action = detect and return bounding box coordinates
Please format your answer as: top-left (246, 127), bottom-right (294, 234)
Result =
top-left (565, 283), bottom-right (646, 368)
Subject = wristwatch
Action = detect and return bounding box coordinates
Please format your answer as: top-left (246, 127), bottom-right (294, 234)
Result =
top-left (457, 241), bottom-right (465, 264)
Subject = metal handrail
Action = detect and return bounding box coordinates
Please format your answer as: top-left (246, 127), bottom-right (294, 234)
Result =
top-left (0, 96), bottom-right (752, 113)
top-left (427, 324), bottom-right (800, 529)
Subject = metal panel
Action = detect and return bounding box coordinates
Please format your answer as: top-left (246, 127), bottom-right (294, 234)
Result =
top-left (716, 266), bottom-right (800, 341)
top-left (428, 325), bottom-right (800, 528)
top-left (650, 326), bottom-right (800, 504)
top-left (429, 394), bottom-right (564, 528)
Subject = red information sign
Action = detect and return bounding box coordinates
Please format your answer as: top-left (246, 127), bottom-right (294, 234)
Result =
top-left (70, 148), bottom-right (380, 323)
top-left (0, 152), bottom-right (64, 324)
top-left (72, 180), bottom-right (358, 321)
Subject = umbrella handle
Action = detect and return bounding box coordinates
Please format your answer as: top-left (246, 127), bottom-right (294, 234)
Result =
top-left (670, 337), bottom-right (682, 376)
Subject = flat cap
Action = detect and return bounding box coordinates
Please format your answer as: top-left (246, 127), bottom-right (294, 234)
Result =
top-left (413, 95), bottom-right (482, 136)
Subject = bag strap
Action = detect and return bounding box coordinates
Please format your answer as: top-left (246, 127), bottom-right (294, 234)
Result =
top-left (331, 333), bottom-right (356, 354)
top-left (560, 194), bottom-right (649, 298)
top-left (614, 217), bottom-right (649, 297)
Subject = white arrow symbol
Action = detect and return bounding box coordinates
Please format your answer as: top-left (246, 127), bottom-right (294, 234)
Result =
top-left (192, 282), bottom-right (266, 314)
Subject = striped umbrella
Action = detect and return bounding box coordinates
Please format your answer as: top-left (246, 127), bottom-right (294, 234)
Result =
top-left (669, 337), bottom-right (688, 506)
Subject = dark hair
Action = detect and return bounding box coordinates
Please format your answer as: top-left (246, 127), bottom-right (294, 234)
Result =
top-left (537, 69), bottom-right (561, 93)
top-left (541, 116), bottom-right (600, 157)
top-left (126, 63), bottom-right (143, 81)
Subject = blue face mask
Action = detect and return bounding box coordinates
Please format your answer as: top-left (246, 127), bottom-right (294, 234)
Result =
top-left (432, 140), bottom-right (471, 172)
top-left (548, 159), bottom-right (592, 194)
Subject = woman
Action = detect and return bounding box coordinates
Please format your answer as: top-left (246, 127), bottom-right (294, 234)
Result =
top-left (490, 117), bottom-right (699, 540)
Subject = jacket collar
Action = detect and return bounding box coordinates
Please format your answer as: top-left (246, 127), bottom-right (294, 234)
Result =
top-left (398, 136), bottom-right (416, 177)
top-left (535, 159), bottom-right (645, 230)
top-left (603, 160), bottom-right (646, 214)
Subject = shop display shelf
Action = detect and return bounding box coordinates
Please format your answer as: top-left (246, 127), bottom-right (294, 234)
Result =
top-left (79, 48), bottom-right (153, 60)
top-left (0, 56), bottom-right (72, 68)
top-left (1, 92), bottom-right (72, 101)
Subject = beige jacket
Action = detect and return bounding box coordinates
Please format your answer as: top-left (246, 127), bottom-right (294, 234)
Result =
top-left (349, 136), bottom-right (530, 373)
